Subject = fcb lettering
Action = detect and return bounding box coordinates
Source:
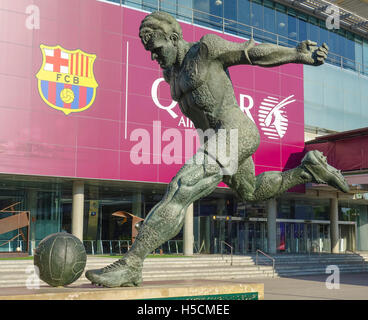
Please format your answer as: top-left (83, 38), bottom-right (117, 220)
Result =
top-left (36, 45), bottom-right (98, 115)
top-left (56, 73), bottom-right (79, 84)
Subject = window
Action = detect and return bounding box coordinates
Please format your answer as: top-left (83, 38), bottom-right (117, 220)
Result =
top-left (328, 30), bottom-right (339, 56)
top-left (177, 0), bottom-right (192, 22)
top-left (238, 0), bottom-right (251, 26)
top-left (193, 0), bottom-right (214, 29)
top-left (308, 17), bottom-right (320, 46)
top-left (319, 23), bottom-right (329, 45)
top-left (276, 9), bottom-right (288, 45)
top-left (142, 0), bottom-right (158, 11)
top-left (264, 5), bottom-right (277, 43)
top-left (363, 40), bottom-right (368, 75)
top-left (125, 0), bottom-right (142, 10)
top-left (287, 9), bottom-right (297, 47)
top-left (251, 0), bottom-right (264, 41)
top-left (237, 0), bottom-right (251, 38)
top-left (298, 14), bottom-right (307, 42)
top-left (160, 0), bottom-right (177, 16)
top-left (224, 0), bottom-right (236, 20)
top-left (224, 0), bottom-right (237, 35)
top-left (354, 36), bottom-right (363, 72)
top-left (344, 31), bottom-right (356, 70)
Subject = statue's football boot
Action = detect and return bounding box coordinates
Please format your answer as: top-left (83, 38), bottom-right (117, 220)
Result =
top-left (85, 256), bottom-right (142, 287)
top-left (301, 150), bottom-right (349, 193)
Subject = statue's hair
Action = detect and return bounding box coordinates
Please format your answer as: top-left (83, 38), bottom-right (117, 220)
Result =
top-left (139, 11), bottom-right (183, 46)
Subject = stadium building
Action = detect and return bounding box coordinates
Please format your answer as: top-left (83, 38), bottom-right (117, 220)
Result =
top-left (0, 0), bottom-right (367, 256)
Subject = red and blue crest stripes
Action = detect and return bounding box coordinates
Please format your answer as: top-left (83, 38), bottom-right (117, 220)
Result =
top-left (40, 80), bottom-right (94, 110)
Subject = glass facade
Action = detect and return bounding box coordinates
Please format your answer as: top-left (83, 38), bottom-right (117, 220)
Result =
top-left (113, 0), bottom-right (368, 75)
top-left (277, 198), bottom-right (330, 220)
top-left (0, 173), bottom-right (365, 254)
top-left (304, 63), bottom-right (368, 132)
top-left (0, 177), bottom-right (62, 253)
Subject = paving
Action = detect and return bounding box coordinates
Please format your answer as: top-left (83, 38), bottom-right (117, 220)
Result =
top-left (1, 273), bottom-right (367, 300)
top-left (227, 272), bottom-right (368, 300)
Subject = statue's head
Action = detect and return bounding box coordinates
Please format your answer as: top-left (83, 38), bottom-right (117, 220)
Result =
top-left (139, 11), bottom-right (183, 69)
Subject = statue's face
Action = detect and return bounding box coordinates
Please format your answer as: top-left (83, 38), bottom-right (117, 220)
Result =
top-left (146, 33), bottom-right (177, 69)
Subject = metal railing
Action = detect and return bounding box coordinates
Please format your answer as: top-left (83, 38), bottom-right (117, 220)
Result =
top-left (0, 239), bottom-right (25, 253)
top-left (0, 238), bottom-right (187, 256)
top-left (256, 249), bottom-right (275, 278)
top-left (82, 240), bottom-right (132, 255)
top-left (116, 0), bottom-right (368, 76)
top-left (82, 239), bottom-right (184, 255)
top-left (221, 241), bottom-right (233, 266)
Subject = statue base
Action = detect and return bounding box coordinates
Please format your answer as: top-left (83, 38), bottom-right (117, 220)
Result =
top-left (0, 279), bottom-right (264, 300)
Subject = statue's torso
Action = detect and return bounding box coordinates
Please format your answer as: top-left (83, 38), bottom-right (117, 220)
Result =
top-left (165, 42), bottom-right (239, 132)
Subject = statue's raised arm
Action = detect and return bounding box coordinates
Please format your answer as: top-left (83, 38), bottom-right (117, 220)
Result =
top-left (247, 39), bottom-right (329, 67)
top-left (201, 33), bottom-right (329, 68)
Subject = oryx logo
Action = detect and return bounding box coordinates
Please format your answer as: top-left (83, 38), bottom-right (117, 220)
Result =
top-left (258, 95), bottom-right (296, 140)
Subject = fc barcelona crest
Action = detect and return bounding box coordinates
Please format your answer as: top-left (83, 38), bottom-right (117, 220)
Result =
top-left (36, 44), bottom-right (98, 115)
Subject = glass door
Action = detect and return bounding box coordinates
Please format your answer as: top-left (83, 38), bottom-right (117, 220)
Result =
top-left (211, 218), bottom-right (226, 254)
top-left (289, 223), bottom-right (302, 253)
top-left (310, 223), bottom-right (330, 253)
top-left (320, 224), bottom-right (330, 253)
top-left (243, 221), bottom-right (267, 253)
top-left (339, 224), bottom-right (356, 252)
top-left (276, 221), bottom-right (332, 254)
top-left (247, 222), bottom-right (256, 252)
top-left (228, 219), bottom-right (249, 254)
top-left (211, 218), bottom-right (268, 254)
top-left (277, 222), bottom-right (286, 253)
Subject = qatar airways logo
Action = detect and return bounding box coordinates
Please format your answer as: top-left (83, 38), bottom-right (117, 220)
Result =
top-left (152, 78), bottom-right (296, 140)
top-left (258, 95), bottom-right (296, 140)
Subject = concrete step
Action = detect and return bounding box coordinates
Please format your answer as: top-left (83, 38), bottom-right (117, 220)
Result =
top-left (276, 267), bottom-right (368, 275)
top-left (0, 265), bottom-right (274, 279)
top-left (1, 253), bottom-right (368, 287)
top-left (277, 269), bottom-right (368, 277)
top-left (0, 269), bottom-right (277, 287)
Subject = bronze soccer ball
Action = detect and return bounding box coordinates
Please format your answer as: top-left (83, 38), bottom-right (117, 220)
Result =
top-left (34, 232), bottom-right (87, 287)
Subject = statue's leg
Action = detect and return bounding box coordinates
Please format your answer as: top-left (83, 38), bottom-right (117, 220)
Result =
top-left (225, 150), bottom-right (349, 202)
top-left (85, 155), bottom-right (223, 287)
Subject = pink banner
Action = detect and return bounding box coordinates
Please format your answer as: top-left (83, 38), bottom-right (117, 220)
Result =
top-left (0, 0), bottom-right (305, 187)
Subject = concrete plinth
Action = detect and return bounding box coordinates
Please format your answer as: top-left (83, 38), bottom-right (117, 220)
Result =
top-left (0, 280), bottom-right (264, 300)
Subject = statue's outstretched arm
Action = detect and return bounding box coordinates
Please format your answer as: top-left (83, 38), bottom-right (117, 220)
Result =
top-left (200, 34), bottom-right (255, 67)
top-left (248, 40), bottom-right (329, 67)
top-left (200, 34), bottom-right (328, 68)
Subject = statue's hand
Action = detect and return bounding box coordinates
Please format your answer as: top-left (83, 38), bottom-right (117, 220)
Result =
top-left (296, 40), bottom-right (329, 66)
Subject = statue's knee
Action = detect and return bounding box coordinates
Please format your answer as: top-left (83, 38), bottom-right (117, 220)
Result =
top-left (167, 176), bottom-right (180, 194)
top-left (270, 172), bottom-right (283, 185)
top-left (258, 171), bottom-right (282, 185)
